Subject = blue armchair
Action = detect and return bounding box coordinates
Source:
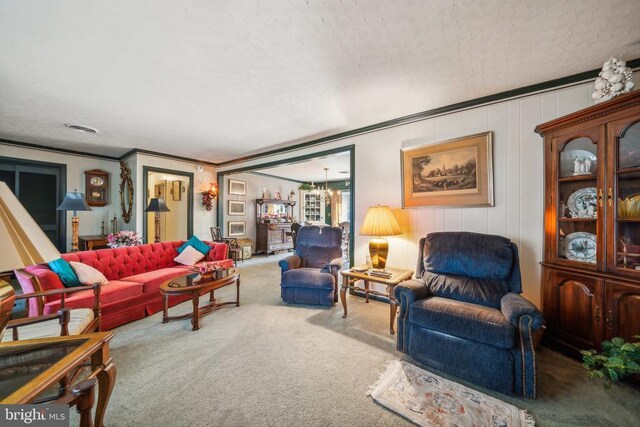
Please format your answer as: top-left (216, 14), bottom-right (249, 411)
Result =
top-left (279, 226), bottom-right (343, 305)
top-left (395, 232), bottom-right (543, 397)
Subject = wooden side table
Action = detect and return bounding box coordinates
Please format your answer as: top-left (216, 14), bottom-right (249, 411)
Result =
top-left (340, 267), bottom-right (413, 334)
top-left (79, 235), bottom-right (109, 251)
top-left (0, 332), bottom-right (116, 427)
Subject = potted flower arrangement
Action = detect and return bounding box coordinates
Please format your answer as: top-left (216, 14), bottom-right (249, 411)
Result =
top-left (107, 230), bottom-right (143, 248)
top-left (201, 182), bottom-right (218, 211)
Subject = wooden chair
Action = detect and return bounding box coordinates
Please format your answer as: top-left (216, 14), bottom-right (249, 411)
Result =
top-left (1, 271), bottom-right (101, 343)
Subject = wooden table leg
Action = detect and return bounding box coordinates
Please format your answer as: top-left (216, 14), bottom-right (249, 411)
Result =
top-left (340, 275), bottom-right (348, 318)
top-left (387, 285), bottom-right (397, 335)
top-left (191, 293), bottom-right (200, 331)
top-left (162, 293), bottom-right (169, 323)
top-left (236, 277), bottom-right (240, 307)
top-left (364, 280), bottom-right (370, 303)
top-left (91, 343), bottom-right (116, 427)
top-left (209, 290), bottom-right (215, 302)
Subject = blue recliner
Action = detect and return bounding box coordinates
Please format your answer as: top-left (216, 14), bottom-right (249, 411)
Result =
top-left (395, 232), bottom-right (543, 397)
top-left (279, 226), bottom-right (343, 305)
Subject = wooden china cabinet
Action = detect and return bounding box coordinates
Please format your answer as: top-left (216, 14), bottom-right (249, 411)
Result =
top-left (536, 90), bottom-right (640, 357)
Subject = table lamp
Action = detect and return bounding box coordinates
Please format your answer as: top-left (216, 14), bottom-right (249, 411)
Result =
top-left (145, 198), bottom-right (170, 243)
top-left (360, 205), bottom-right (402, 271)
top-left (57, 189), bottom-right (92, 252)
top-left (0, 181), bottom-right (61, 336)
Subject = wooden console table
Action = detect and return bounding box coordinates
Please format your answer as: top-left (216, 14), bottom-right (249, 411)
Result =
top-left (0, 332), bottom-right (116, 427)
top-left (79, 235), bottom-right (109, 251)
top-left (340, 267), bottom-right (413, 334)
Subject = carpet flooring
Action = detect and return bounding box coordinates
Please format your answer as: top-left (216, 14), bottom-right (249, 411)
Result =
top-left (97, 254), bottom-right (640, 427)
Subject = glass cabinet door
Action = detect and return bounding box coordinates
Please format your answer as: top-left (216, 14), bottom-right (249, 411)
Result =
top-left (610, 119), bottom-right (640, 275)
top-left (555, 133), bottom-right (602, 267)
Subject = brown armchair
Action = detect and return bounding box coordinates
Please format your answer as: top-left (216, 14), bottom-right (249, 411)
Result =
top-left (1, 272), bottom-right (101, 343)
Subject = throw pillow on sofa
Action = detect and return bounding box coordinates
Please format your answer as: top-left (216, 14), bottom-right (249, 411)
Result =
top-left (174, 245), bottom-right (205, 266)
top-left (177, 235), bottom-right (210, 256)
top-left (48, 258), bottom-right (82, 287)
top-left (69, 261), bottom-right (109, 286)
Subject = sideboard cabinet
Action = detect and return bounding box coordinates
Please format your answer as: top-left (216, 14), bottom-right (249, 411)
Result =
top-left (536, 90), bottom-right (640, 357)
top-left (255, 199), bottom-right (295, 255)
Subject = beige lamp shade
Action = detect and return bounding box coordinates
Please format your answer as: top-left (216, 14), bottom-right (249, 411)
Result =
top-left (360, 205), bottom-right (402, 237)
top-left (0, 181), bottom-right (61, 272)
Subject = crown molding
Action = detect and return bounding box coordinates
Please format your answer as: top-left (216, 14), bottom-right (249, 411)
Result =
top-left (3, 57), bottom-right (639, 167)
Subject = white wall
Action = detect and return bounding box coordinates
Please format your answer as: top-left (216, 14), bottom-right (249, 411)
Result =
top-left (219, 80), bottom-right (619, 307)
top-left (0, 144), bottom-right (120, 251)
top-left (222, 172), bottom-right (299, 239)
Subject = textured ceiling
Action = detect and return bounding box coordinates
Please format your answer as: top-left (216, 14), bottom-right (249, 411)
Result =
top-left (253, 151), bottom-right (350, 182)
top-left (1, 1), bottom-right (639, 162)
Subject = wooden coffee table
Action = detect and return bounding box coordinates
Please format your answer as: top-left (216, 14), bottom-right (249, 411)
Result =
top-left (340, 267), bottom-right (413, 334)
top-left (160, 268), bottom-right (240, 331)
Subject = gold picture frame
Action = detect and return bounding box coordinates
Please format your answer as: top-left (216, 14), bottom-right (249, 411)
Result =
top-left (401, 131), bottom-right (493, 208)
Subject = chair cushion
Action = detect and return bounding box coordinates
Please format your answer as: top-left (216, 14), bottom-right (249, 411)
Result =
top-left (124, 267), bottom-right (190, 293)
top-left (43, 280), bottom-right (143, 315)
top-left (48, 258), bottom-right (82, 287)
top-left (2, 308), bottom-right (94, 342)
top-left (409, 297), bottom-right (514, 349)
top-left (281, 268), bottom-right (335, 289)
top-left (423, 232), bottom-right (515, 280)
top-left (423, 272), bottom-right (509, 309)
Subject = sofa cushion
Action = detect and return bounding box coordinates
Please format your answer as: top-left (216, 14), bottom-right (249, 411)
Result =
top-left (2, 308), bottom-right (94, 342)
top-left (43, 280), bottom-right (143, 315)
top-left (423, 271), bottom-right (509, 309)
top-left (62, 242), bottom-right (183, 280)
top-left (178, 236), bottom-right (210, 256)
top-left (48, 258), bottom-right (82, 287)
top-left (124, 267), bottom-right (190, 293)
top-left (70, 261), bottom-right (109, 285)
top-left (409, 297), bottom-right (514, 349)
top-left (206, 242), bottom-right (228, 262)
top-left (281, 268), bottom-right (335, 289)
top-left (174, 245), bottom-right (205, 266)
top-left (423, 232), bottom-right (515, 280)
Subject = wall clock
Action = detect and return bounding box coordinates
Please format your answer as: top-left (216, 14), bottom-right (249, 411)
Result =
top-left (84, 169), bottom-right (109, 206)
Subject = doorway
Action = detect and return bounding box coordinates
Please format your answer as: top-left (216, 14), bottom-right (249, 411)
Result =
top-left (143, 167), bottom-right (194, 243)
top-left (217, 145), bottom-right (355, 265)
top-left (0, 157), bottom-right (66, 251)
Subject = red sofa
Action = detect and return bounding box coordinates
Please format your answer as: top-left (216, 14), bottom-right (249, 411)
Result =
top-left (16, 241), bottom-right (233, 330)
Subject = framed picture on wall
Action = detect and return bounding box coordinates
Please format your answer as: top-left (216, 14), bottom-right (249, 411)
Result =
top-left (228, 200), bottom-right (246, 216)
top-left (154, 183), bottom-right (165, 199)
top-left (228, 221), bottom-right (246, 236)
top-left (228, 179), bottom-right (246, 196)
top-left (171, 180), bottom-right (182, 201)
top-left (401, 131), bottom-right (494, 208)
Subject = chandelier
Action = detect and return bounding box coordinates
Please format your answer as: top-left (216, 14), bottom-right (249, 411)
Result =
top-left (311, 168), bottom-right (339, 204)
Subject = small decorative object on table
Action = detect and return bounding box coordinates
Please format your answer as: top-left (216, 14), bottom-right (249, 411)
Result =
top-left (592, 57), bottom-right (635, 104)
top-left (274, 191), bottom-right (281, 200)
top-left (192, 262), bottom-right (228, 280)
top-left (107, 230), bottom-right (143, 248)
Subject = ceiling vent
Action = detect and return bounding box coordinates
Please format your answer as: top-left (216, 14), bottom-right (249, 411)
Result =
top-left (64, 124), bottom-right (99, 134)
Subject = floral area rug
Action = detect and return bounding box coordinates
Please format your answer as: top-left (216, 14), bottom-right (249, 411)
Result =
top-left (368, 361), bottom-right (535, 426)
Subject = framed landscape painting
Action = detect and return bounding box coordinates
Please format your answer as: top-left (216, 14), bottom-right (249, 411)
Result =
top-left (228, 200), bottom-right (246, 216)
top-left (401, 131), bottom-right (494, 208)
top-left (228, 179), bottom-right (246, 196)
top-left (228, 221), bottom-right (246, 236)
